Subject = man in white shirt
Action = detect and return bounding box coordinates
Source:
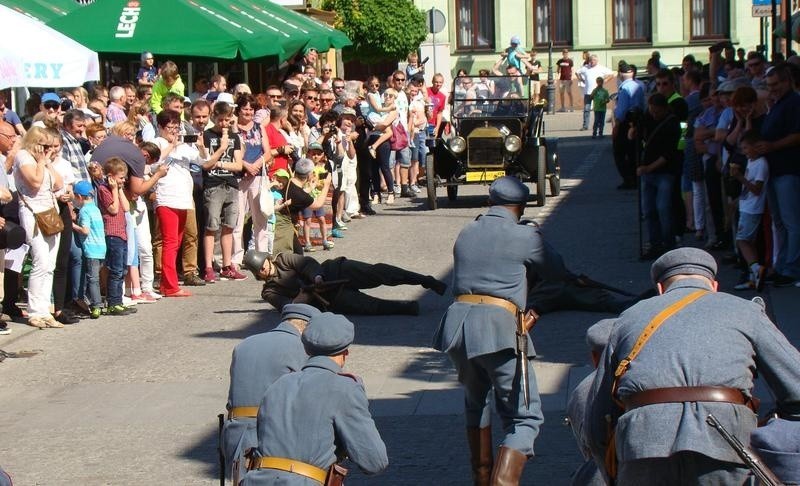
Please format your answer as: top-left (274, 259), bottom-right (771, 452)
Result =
top-left (577, 55), bottom-right (613, 131)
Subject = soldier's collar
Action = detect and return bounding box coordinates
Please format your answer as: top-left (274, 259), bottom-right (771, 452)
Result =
top-left (485, 206), bottom-right (518, 220)
top-left (303, 355), bottom-right (343, 373)
top-left (663, 277), bottom-right (714, 293)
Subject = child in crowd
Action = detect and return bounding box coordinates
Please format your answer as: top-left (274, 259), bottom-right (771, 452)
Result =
top-left (364, 78), bottom-right (396, 159)
top-left (503, 36), bottom-right (534, 73)
top-left (150, 61), bottom-right (185, 114)
top-left (96, 158), bottom-right (136, 316)
top-left (267, 169), bottom-right (292, 256)
top-left (302, 143), bottom-right (333, 251)
top-left (72, 180), bottom-right (106, 319)
top-left (733, 130), bottom-right (769, 291)
top-left (591, 77), bottom-right (610, 138)
top-left (201, 102), bottom-right (245, 282)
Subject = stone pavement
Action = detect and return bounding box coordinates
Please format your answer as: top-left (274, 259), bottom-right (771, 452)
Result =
top-left (0, 111), bottom-right (797, 485)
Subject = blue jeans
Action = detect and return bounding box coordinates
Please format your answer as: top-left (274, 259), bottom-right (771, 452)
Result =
top-left (105, 236), bottom-right (127, 306)
top-left (767, 174), bottom-right (800, 278)
top-left (69, 234), bottom-right (84, 301)
top-left (582, 94), bottom-right (592, 129)
top-left (592, 110), bottom-right (605, 136)
top-left (642, 173), bottom-right (675, 248)
top-left (84, 257), bottom-right (104, 308)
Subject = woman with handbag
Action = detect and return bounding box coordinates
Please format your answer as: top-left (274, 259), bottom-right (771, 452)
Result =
top-left (13, 127), bottom-right (65, 328)
top-left (232, 94), bottom-right (272, 270)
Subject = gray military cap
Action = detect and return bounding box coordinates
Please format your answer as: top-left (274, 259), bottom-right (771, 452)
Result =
top-left (294, 158), bottom-right (314, 175)
top-left (650, 248), bottom-right (717, 284)
top-left (302, 312), bottom-right (355, 356)
top-left (489, 176), bottom-right (529, 205)
top-left (586, 318), bottom-right (616, 354)
top-left (243, 250), bottom-right (271, 280)
top-left (750, 417), bottom-right (800, 483)
top-left (282, 303), bottom-right (321, 322)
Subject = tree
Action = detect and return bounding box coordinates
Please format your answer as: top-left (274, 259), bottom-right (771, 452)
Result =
top-left (321, 0), bottom-right (428, 64)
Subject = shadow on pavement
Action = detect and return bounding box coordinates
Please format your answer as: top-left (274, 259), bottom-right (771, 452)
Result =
top-left (179, 424), bottom-right (221, 481)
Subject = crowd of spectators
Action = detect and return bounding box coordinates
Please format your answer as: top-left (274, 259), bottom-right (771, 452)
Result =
top-left (609, 42), bottom-right (800, 291)
top-left (0, 48), bottom-right (451, 332)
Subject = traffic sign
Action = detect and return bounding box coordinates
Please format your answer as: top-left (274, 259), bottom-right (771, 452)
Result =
top-left (752, 0), bottom-right (780, 17)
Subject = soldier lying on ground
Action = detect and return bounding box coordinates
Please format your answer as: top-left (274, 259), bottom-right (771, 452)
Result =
top-left (243, 250), bottom-right (448, 315)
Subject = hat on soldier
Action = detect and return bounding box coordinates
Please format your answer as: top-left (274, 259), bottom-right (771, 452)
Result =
top-left (243, 250), bottom-right (271, 280)
top-left (302, 312), bottom-right (355, 356)
top-left (650, 248), bottom-right (717, 284)
top-left (488, 176), bottom-right (529, 205)
top-left (586, 318), bottom-right (616, 353)
top-left (281, 303), bottom-right (321, 322)
top-left (618, 61), bottom-right (633, 74)
top-left (750, 417), bottom-right (800, 483)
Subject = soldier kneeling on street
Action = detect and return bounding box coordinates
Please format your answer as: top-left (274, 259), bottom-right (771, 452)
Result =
top-left (242, 312), bottom-right (388, 485)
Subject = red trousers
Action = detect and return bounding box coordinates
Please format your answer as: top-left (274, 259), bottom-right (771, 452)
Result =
top-left (156, 206), bottom-right (187, 295)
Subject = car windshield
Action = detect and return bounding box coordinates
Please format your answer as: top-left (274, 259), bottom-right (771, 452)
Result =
top-left (451, 75), bottom-right (532, 119)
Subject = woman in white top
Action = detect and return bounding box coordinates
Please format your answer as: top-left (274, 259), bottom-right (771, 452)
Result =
top-left (152, 109), bottom-right (196, 297)
top-left (14, 127), bottom-right (64, 328)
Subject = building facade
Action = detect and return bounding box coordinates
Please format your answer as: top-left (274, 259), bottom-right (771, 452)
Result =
top-left (413, 0), bottom-right (763, 81)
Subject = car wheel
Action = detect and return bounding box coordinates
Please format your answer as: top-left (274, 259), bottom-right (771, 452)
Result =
top-left (447, 185), bottom-right (458, 201)
top-left (426, 154), bottom-right (437, 210)
top-left (536, 145), bottom-right (547, 207)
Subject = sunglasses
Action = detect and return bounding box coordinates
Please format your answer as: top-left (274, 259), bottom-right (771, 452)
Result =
top-left (394, 77), bottom-right (406, 82)
top-left (43, 101), bottom-right (60, 110)
top-left (321, 98), bottom-right (334, 103)
top-left (333, 85), bottom-right (345, 89)
top-left (267, 94), bottom-right (282, 99)
top-left (306, 96), bottom-right (318, 101)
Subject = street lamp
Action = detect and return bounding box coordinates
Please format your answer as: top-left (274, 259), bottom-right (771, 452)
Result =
top-left (546, 41), bottom-right (556, 115)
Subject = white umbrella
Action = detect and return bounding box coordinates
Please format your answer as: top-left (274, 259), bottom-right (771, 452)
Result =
top-left (0, 3), bottom-right (99, 89)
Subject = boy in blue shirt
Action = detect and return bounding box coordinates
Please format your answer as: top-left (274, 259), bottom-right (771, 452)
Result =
top-left (72, 180), bottom-right (107, 319)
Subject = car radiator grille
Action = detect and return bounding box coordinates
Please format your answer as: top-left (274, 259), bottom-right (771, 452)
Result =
top-left (467, 137), bottom-right (504, 168)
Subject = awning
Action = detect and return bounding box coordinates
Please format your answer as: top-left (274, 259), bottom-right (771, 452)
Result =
top-left (39, 0), bottom-right (348, 62)
top-left (0, 3), bottom-right (99, 89)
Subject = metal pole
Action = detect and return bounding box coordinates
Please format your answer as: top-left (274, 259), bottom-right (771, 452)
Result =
top-left (772, 0), bottom-right (779, 58)
top-left (546, 41), bottom-right (555, 115)
top-left (785, 0), bottom-right (792, 57)
top-left (430, 8), bottom-right (437, 79)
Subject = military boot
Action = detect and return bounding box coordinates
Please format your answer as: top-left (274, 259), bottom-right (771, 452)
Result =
top-left (379, 300), bottom-right (419, 315)
top-left (467, 427), bottom-right (493, 486)
top-left (489, 446), bottom-right (527, 486)
top-left (401, 184), bottom-right (415, 198)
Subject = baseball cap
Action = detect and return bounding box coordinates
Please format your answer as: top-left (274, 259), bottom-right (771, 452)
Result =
top-left (510, 35), bottom-right (521, 45)
top-left (215, 92), bottom-right (237, 107)
top-left (41, 92), bottom-right (60, 104)
top-left (308, 142), bottom-right (324, 152)
top-left (73, 180), bottom-right (94, 197)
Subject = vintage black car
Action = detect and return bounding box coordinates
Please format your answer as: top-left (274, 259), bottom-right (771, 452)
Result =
top-left (425, 75), bottom-right (560, 209)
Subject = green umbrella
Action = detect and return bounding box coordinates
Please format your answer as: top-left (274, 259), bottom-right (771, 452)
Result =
top-left (0, 0), bottom-right (80, 22)
top-left (45, 0), bottom-right (310, 61)
top-left (773, 11), bottom-right (800, 43)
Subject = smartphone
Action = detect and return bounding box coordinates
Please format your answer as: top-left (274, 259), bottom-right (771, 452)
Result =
top-left (182, 134), bottom-right (198, 144)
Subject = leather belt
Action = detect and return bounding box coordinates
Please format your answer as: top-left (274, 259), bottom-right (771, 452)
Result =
top-left (251, 456), bottom-right (327, 484)
top-left (455, 294), bottom-right (518, 316)
top-left (621, 386), bottom-right (757, 412)
top-left (228, 406), bottom-right (259, 419)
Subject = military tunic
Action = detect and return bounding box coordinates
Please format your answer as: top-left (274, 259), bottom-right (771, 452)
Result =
top-left (586, 278), bottom-right (800, 484)
top-left (242, 355), bottom-right (388, 485)
top-left (433, 206), bottom-right (566, 455)
top-left (222, 322), bottom-right (307, 478)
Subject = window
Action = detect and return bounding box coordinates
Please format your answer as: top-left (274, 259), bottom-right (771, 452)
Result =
top-left (613, 0), bottom-right (651, 44)
top-left (455, 0), bottom-right (495, 50)
top-left (690, 0), bottom-right (729, 40)
top-left (534, 0), bottom-right (572, 47)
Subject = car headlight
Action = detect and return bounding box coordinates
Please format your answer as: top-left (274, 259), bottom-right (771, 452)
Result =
top-left (450, 136), bottom-right (467, 154)
top-left (504, 135), bottom-right (521, 153)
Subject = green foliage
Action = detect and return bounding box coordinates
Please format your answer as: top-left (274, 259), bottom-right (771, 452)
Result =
top-left (322, 0), bottom-right (428, 64)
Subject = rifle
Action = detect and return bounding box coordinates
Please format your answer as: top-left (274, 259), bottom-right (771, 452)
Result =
top-left (217, 413), bottom-right (225, 486)
top-left (299, 279), bottom-right (350, 309)
top-left (573, 274), bottom-right (637, 297)
top-left (706, 414), bottom-right (785, 486)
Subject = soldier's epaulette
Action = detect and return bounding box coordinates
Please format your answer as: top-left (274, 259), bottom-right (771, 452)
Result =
top-left (519, 219), bottom-right (540, 228)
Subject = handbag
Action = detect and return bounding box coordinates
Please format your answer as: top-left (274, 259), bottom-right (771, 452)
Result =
top-left (390, 121), bottom-right (409, 151)
top-left (20, 170), bottom-right (64, 237)
top-left (258, 162), bottom-right (275, 219)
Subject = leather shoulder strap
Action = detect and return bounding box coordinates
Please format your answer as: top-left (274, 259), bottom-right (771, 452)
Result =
top-left (612, 289), bottom-right (708, 404)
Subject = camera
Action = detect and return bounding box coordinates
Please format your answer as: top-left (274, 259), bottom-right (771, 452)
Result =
top-left (60, 98), bottom-right (73, 111)
top-left (181, 134), bottom-right (198, 144)
top-left (421, 56), bottom-right (429, 65)
top-left (322, 125), bottom-right (331, 135)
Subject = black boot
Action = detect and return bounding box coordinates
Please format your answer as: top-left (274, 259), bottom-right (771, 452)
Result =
top-left (423, 276), bottom-right (448, 296)
top-left (401, 184), bottom-right (415, 197)
top-left (467, 427), bottom-right (493, 486)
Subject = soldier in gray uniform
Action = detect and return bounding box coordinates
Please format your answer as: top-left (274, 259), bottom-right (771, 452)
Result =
top-left (433, 176), bottom-right (567, 485)
top-left (243, 250), bottom-right (447, 315)
top-left (222, 304), bottom-right (320, 482)
top-left (565, 318), bottom-right (616, 486)
top-left (243, 312), bottom-right (388, 485)
top-left (586, 248), bottom-right (800, 485)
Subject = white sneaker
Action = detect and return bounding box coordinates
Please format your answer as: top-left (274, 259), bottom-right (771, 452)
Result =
top-left (122, 296), bottom-right (137, 306)
top-left (410, 184), bottom-right (421, 193)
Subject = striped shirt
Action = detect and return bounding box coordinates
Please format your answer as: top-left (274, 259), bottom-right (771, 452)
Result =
top-left (60, 130), bottom-right (90, 182)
